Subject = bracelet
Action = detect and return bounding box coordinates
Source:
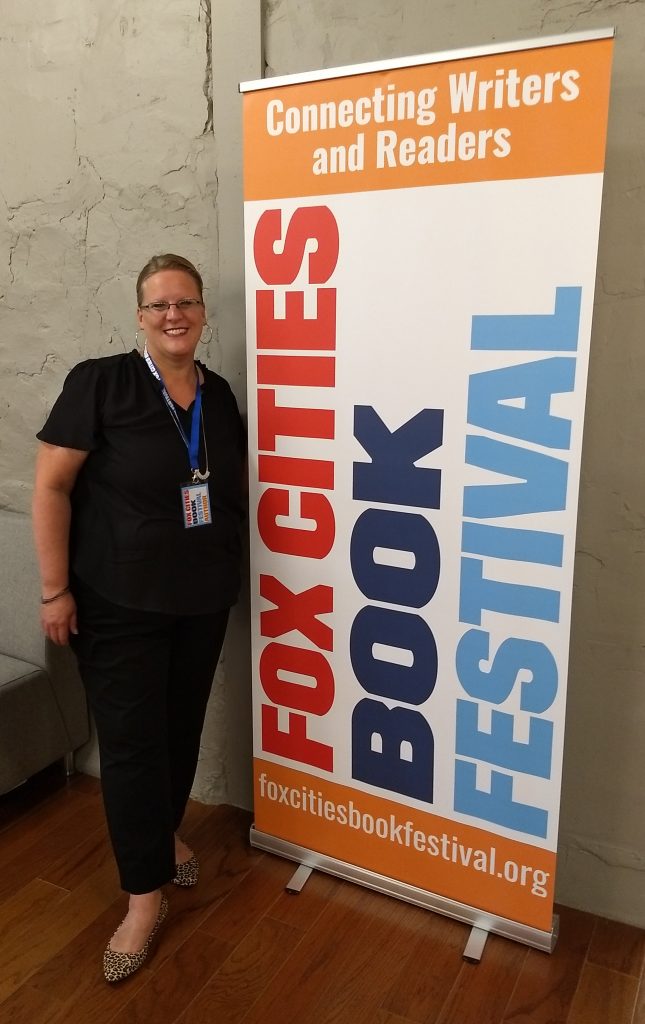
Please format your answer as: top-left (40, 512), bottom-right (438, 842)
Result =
top-left (41, 586), bottom-right (70, 605)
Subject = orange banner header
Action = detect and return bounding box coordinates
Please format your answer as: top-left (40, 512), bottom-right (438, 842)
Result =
top-left (243, 38), bottom-right (612, 200)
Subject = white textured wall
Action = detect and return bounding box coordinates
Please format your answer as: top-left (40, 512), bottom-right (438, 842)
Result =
top-left (260, 0), bottom-right (645, 927)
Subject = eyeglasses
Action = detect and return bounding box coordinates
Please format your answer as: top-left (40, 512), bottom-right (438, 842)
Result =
top-left (139, 299), bottom-right (204, 314)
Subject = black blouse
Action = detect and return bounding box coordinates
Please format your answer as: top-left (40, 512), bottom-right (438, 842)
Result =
top-left (37, 351), bottom-right (246, 615)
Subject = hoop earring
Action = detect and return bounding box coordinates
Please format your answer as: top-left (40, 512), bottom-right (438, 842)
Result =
top-left (135, 330), bottom-right (142, 353)
top-left (200, 324), bottom-right (213, 345)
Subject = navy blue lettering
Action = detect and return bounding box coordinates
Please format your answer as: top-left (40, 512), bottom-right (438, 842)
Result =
top-left (353, 406), bottom-right (443, 508)
top-left (352, 698), bottom-right (434, 801)
top-left (350, 508), bottom-right (440, 607)
top-left (350, 605), bottom-right (437, 704)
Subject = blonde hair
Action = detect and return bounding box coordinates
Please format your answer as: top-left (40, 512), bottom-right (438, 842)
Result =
top-left (136, 254), bottom-right (204, 306)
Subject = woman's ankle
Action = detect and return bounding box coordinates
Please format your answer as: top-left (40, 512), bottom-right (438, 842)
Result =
top-left (127, 890), bottom-right (162, 914)
top-left (174, 834), bottom-right (193, 864)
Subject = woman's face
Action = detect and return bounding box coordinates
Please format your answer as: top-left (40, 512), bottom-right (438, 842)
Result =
top-left (137, 269), bottom-right (205, 364)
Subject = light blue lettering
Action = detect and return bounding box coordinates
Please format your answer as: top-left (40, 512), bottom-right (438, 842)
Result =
top-left (462, 522), bottom-right (563, 566)
top-left (471, 286), bottom-right (581, 351)
top-left (454, 760), bottom-right (548, 837)
top-left (456, 699), bottom-right (553, 778)
top-left (460, 557), bottom-right (560, 624)
top-left (468, 357), bottom-right (575, 449)
top-left (464, 436), bottom-right (568, 518)
top-left (456, 629), bottom-right (559, 713)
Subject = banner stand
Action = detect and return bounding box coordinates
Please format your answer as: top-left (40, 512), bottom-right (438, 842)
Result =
top-left (250, 826), bottom-right (559, 957)
top-left (243, 28), bottom-right (612, 965)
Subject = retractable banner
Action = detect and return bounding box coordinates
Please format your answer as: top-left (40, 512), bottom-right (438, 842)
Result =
top-left (242, 29), bottom-right (613, 947)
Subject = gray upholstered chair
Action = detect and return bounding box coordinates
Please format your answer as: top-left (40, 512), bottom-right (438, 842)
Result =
top-left (0, 510), bottom-right (90, 795)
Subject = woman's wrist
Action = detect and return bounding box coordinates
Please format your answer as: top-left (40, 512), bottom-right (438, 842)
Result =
top-left (41, 585), bottom-right (71, 605)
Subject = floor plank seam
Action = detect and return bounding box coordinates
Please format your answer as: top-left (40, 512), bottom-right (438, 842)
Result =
top-left (499, 945), bottom-right (529, 1022)
top-left (249, 902), bottom-right (336, 1024)
top-left (34, 878), bottom-right (72, 894)
top-left (433, 954), bottom-right (468, 1024)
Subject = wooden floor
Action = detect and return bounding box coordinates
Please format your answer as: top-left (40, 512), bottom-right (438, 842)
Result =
top-left (1, 767), bottom-right (645, 1024)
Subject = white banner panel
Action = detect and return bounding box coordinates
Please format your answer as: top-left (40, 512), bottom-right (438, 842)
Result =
top-left (242, 31), bottom-right (613, 939)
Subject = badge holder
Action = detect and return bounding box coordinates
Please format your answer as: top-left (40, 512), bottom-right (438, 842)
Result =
top-left (181, 472), bottom-right (212, 528)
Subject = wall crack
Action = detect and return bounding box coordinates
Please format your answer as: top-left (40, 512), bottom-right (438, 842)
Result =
top-left (199, 0), bottom-right (213, 135)
top-left (16, 353), bottom-right (57, 379)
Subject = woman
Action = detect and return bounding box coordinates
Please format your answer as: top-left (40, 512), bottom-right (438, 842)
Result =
top-left (32, 254), bottom-right (245, 982)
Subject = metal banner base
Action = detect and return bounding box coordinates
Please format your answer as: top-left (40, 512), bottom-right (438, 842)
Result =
top-left (250, 826), bottom-right (558, 959)
top-left (463, 926), bottom-right (490, 962)
top-left (286, 864), bottom-right (313, 894)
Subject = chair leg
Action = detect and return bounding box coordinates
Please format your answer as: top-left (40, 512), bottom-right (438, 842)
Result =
top-left (64, 752), bottom-right (76, 777)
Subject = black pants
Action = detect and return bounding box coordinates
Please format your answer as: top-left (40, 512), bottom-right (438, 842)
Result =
top-left (71, 579), bottom-right (229, 894)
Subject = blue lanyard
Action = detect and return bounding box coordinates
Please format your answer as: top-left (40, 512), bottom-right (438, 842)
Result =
top-left (143, 346), bottom-right (203, 474)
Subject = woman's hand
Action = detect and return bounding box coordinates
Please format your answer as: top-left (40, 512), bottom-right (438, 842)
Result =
top-left (40, 590), bottom-right (79, 646)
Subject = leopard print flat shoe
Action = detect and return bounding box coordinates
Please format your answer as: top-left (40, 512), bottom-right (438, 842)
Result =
top-left (171, 854), bottom-right (199, 887)
top-left (103, 894), bottom-right (169, 983)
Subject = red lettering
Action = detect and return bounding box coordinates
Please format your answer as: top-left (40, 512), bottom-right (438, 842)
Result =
top-left (257, 354), bottom-right (335, 387)
top-left (254, 207), bottom-right (339, 285)
top-left (261, 705), bottom-right (333, 770)
top-left (260, 574), bottom-right (333, 651)
top-left (257, 388), bottom-right (334, 451)
top-left (253, 204), bottom-right (340, 771)
top-left (257, 488), bottom-right (335, 558)
top-left (260, 642), bottom-right (334, 714)
top-left (258, 455), bottom-right (333, 489)
top-left (256, 288), bottom-right (336, 350)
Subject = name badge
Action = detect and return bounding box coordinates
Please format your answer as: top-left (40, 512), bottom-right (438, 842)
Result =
top-left (181, 481), bottom-right (212, 528)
